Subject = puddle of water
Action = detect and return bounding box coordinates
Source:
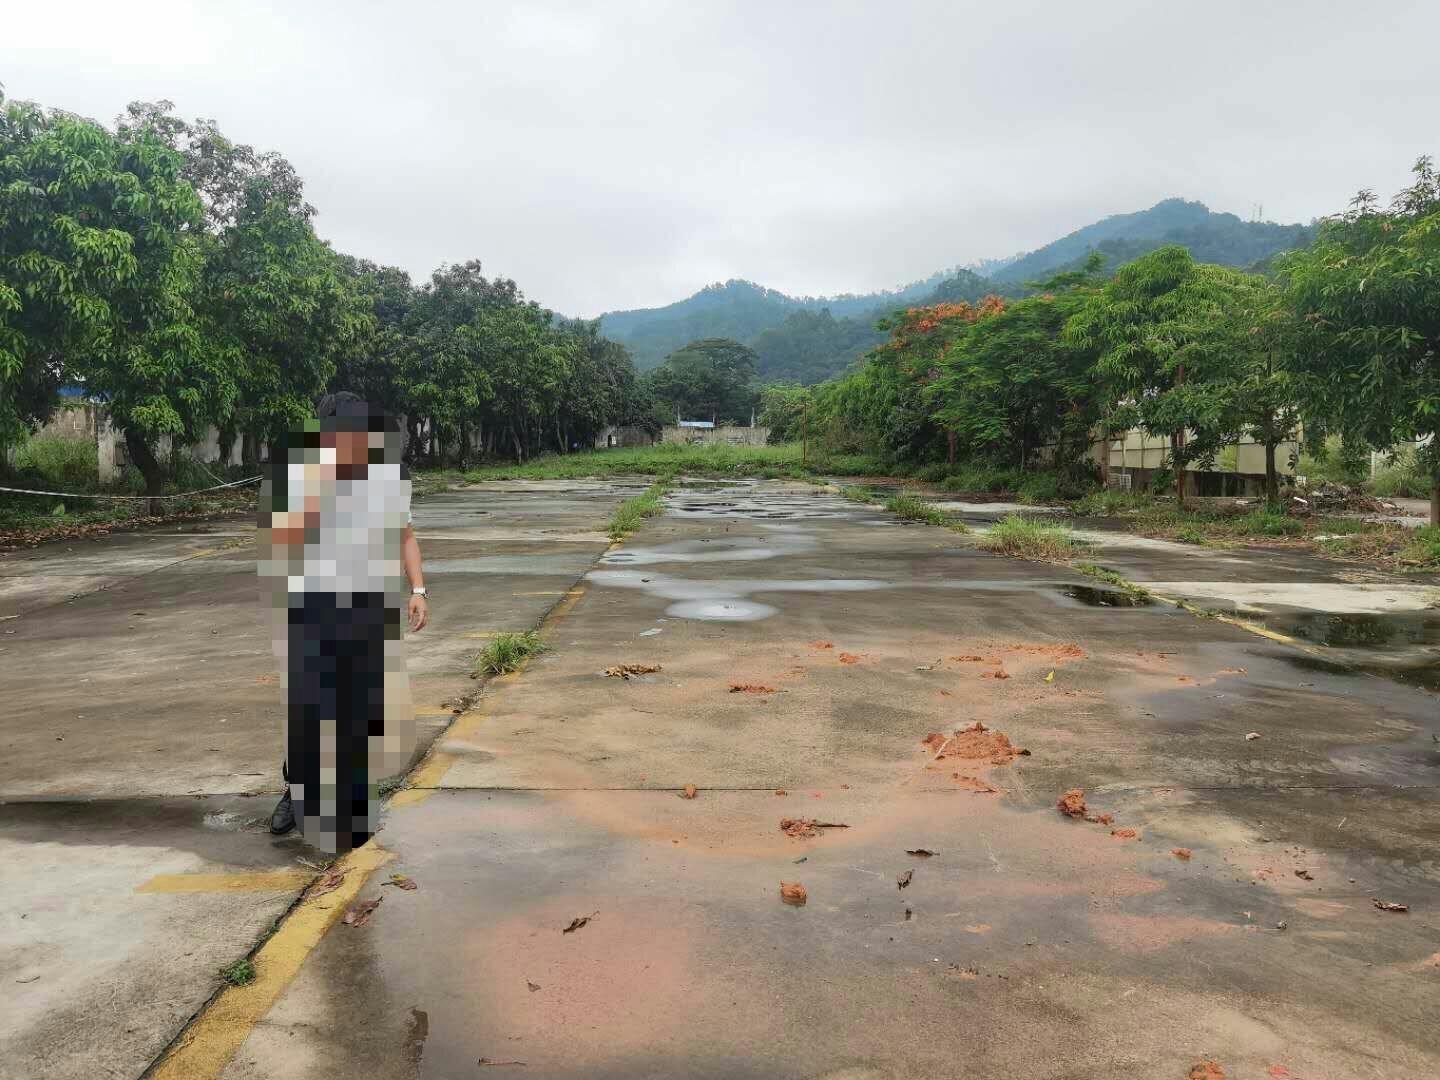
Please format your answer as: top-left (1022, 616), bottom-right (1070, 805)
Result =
top-left (1276, 652), bottom-right (1440, 693)
top-left (587, 569), bottom-right (891, 621)
top-left (603, 534), bottom-right (815, 566)
top-left (1061, 584), bottom-right (1154, 608)
top-left (1278, 610), bottom-right (1440, 649)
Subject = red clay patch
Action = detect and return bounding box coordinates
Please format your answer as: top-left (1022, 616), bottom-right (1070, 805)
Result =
top-left (1172, 848), bottom-right (1192, 861)
top-left (981, 668), bottom-right (1011, 680)
top-left (808, 640), bottom-right (834, 650)
top-left (950, 655), bottom-right (986, 662)
top-left (1188, 1060), bottom-right (1226, 1080)
top-left (779, 882), bottom-right (807, 906)
top-left (953, 774), bottom-right (1000, 793)
top-left (838, 652), bottom-right (862, 664)
top-left (1007, 642), bottom-right (1086, 661)
top-left (1111, 828), bottom-right (1139, 840)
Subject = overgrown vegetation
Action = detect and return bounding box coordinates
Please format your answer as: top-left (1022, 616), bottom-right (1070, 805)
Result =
top-left (474, 631), bottom-right (549, 677)
top-left (609, 484), bottom-right (669, 540)
top-left (980, 514), bottom-right (1082, 561)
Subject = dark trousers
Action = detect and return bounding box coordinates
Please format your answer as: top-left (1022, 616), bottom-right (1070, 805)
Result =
top-left (286, 592), bottom-right (399, 852)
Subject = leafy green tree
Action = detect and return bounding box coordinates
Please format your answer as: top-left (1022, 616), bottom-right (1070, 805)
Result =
top-left (756, 382), bottom-right (813, 444)
top-left (1065, 246), bottom-right (1261, 505)
top-left (647, 338), bottom-right (758, 424)
top-left (0, 94), bottom-right (234, 505)
top-left (1282, 157), bottom-right (1440, 523)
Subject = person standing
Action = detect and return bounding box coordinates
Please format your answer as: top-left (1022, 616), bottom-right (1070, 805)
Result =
top-left (258, 392), bottom-right (429, 853)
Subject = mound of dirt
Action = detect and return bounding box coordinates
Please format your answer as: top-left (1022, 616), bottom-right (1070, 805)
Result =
top-left (923, 722), bottom-right (1025, 765)
top-left (1188, 1061), bottom-right (1225, 1080)
top-left (1057, 789), bottom-right (1087, 817)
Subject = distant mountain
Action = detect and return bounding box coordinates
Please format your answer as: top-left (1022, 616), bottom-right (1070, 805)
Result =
top-left (990, 199), bottom-right (1313, 285)
top-left (598, 199), bottom-right (1313, 384)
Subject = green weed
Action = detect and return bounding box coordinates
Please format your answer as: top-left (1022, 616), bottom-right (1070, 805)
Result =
top-left (218, 958), bottom-right (256, 987)
top-left (884, 493), bottom-right (951, 527)
top-left (608, 484), bottom-right (668, 540)
top-left (1073, 562), bottom-right (1151, 598)
top-left (474, 631), bottom-right (548, 677)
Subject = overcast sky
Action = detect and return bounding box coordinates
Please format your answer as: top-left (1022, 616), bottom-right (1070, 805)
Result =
top-left (4, 0), bottom-right (1437, 316)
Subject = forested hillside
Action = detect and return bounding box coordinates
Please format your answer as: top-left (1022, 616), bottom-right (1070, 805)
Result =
top-left (990, 199), bottom-right (1314, 284)
top-left (600, 201), bottom-right (1313, 384)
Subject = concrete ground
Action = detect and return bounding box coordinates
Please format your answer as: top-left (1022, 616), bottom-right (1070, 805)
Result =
top-left (4, 477), bottom-right (1438, 1079)
top-left (0, 479), bottom-right (643, 1080)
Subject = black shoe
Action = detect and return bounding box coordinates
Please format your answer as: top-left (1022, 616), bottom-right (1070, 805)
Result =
top-left (270, 790), bottom-right (296, 835)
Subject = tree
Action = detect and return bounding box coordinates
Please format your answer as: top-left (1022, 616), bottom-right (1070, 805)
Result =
top-left (1282, 157), bottom-right (1440, 523)
top-left (1065, 246), bottom-right (1260, 506)
top-left (647, 338), bottom-right (758, 424)
top-left (0, 94), bottom-right (235, 508)
top-left (757, 382), bottom-right (813, 444)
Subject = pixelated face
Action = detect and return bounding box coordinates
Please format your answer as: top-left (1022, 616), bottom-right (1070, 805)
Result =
top-left (322, 429), bottom-right (372, 470)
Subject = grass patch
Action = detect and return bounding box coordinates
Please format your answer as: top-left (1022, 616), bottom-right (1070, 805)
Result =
top-left (885, 493), bottom-right (945, 525)
top-left (1073, 562), bottom-right (1152, 599)
top-left (608, 483), bottom-right (668, 541)
top-left (980, 514), bottom-right (1081, 561)
top-left (474, 631), bottom-right (548, 677)
top-left (218, 958), bottom-right (256, 987)
top-left (1071, 489), bottom-right (1155, 516)
top-left (377, 775), bottom-right (405, 797)
top-left (1402, 525), bottom-right (1440, 567)
top-left (458, 443), bottom-right (813, 482)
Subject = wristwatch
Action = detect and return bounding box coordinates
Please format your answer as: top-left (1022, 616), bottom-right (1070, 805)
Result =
top-left (412, 586), bottom-right (428, 598)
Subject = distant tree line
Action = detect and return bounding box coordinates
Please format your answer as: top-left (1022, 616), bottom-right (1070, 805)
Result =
top-left (0, 91), bottom-right (653, 496)
top-left (758, 159), bottom-right (1440, 523)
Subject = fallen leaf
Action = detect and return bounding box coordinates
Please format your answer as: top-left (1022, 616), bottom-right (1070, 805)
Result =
top-left (562, 913), bottom-right (597, 933)
top-left (1044, 670), bottom-right (1055, 683)
top-left (1056, 788), bottom-right (1087, 817)
top-left (15, 975), bottom-right (40, 984)
top-left (1245, 731), bottom-right (1262, 741)
top-left (1372, 898), bottom-right (1409, 913)
top-left (728, 683), bottom-right (777, 694)
top-left (1084, 812), bottom-right (1114, 826)
top-left (342, 897), bottom-right (383, 927)
top-left (680, 784), bottom-right (698, 799)
top-left (478, 1059), bottom-right (528, 1067)
top-left (1294, 869), bottom-right (1313, 881)
top-left (905, 849), bottom-right (937, 858)
top-left (780, 881), bottom-right (807, 906)
top-left (1110, 828), bottom-right (1139, 840)
top-left (382, 873), bottom-right (418, 891)
top-left (310, 867), bottom-right (348, 896)
top-left (526, 981), bottom-right (541, 993)
top-left (603, 664), bottom-right (660, 679)
top-left (897, 869), bottom-right (914, 889)
top-left (774, 788), bottom-right (788, 796)
top-left (1172, 848), bottom-right (1193, 861)
top-left (1266, 1067), bottom-right (1293, 1079)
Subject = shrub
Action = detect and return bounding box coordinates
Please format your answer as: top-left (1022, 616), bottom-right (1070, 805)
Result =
top-left (884, 493), bottom-right (966, 531)
top-left (1367, 450), bottom-right (1431, 499)
top-left (11, 434), bottom-right (99, 493)
top-left (1403, 526), bottom-right (1440, 567)
top-left (1238, 509), bottom-right (1304, 537)
top-left (1017, 473), bottom-right (1061, 503)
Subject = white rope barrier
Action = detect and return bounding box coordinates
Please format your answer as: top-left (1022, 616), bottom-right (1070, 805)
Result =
top-left (0, 475), bottom-right (261, 500)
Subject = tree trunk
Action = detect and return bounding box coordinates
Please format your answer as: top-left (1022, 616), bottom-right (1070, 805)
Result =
top-left (1172, 430), bottom-right (1186, 508)
top-left (946, 430), bottom-right (956, 466)
top-left (217, 422), bottom-right (236, 469)
top-left (241, 431), bottom-right (257, 471)
top-left (1265, 442), bottom-right (1279, 509)
top-left (125, 429), bottom-right (165, 517)
top-left (1431, 481), bottom-right (1439, 527)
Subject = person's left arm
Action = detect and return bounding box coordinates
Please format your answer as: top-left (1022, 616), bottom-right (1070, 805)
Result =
top-left (402, 524), bottom-right (429, 632)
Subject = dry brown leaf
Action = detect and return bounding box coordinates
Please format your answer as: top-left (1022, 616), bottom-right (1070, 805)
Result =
top-left (896, 869), bottom-right (914, 890)
top-left (905, 849), bottom-right (936, 857)
top-left (310, 867), bottom-right (348, 897)
top-left (603, 664), bottom-right (661, 679)
top-left (728, 683), bottom-right (777, 694)
top-left (562, 913), bottom-right (597, 933)
top-left (382, 873), bottom-right (418, 891)
top-left (780, 881), bottom-right (807, 906)
top-left (1372, 898), bottom-right (1409, 912)
top-left (680, 784), bottom-right (698, 799)
top-left (342, 897), bottom-right (383, 927)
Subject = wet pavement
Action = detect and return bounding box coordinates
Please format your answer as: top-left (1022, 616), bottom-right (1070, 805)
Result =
top-left (0, 480), bottom-right (641, 1080)
top-left (5, 477), bottom-right (1439, 1079)
top-left (207, 479), bottom-right (1439, 1079)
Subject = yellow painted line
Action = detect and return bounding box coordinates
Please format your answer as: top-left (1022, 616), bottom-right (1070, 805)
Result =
top-left (1150, 591), bottom-right (1321, 654)
top-left (136, 870), bottom-right (312, 894)
top-left (148, 842), bottom-right (392, 1080)
top-left (461, 631), bottom-right (504, 639)
top-left (386, 787), bottom-right (435, 808)
top-left (512, 589), bottom-right (585, 596)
